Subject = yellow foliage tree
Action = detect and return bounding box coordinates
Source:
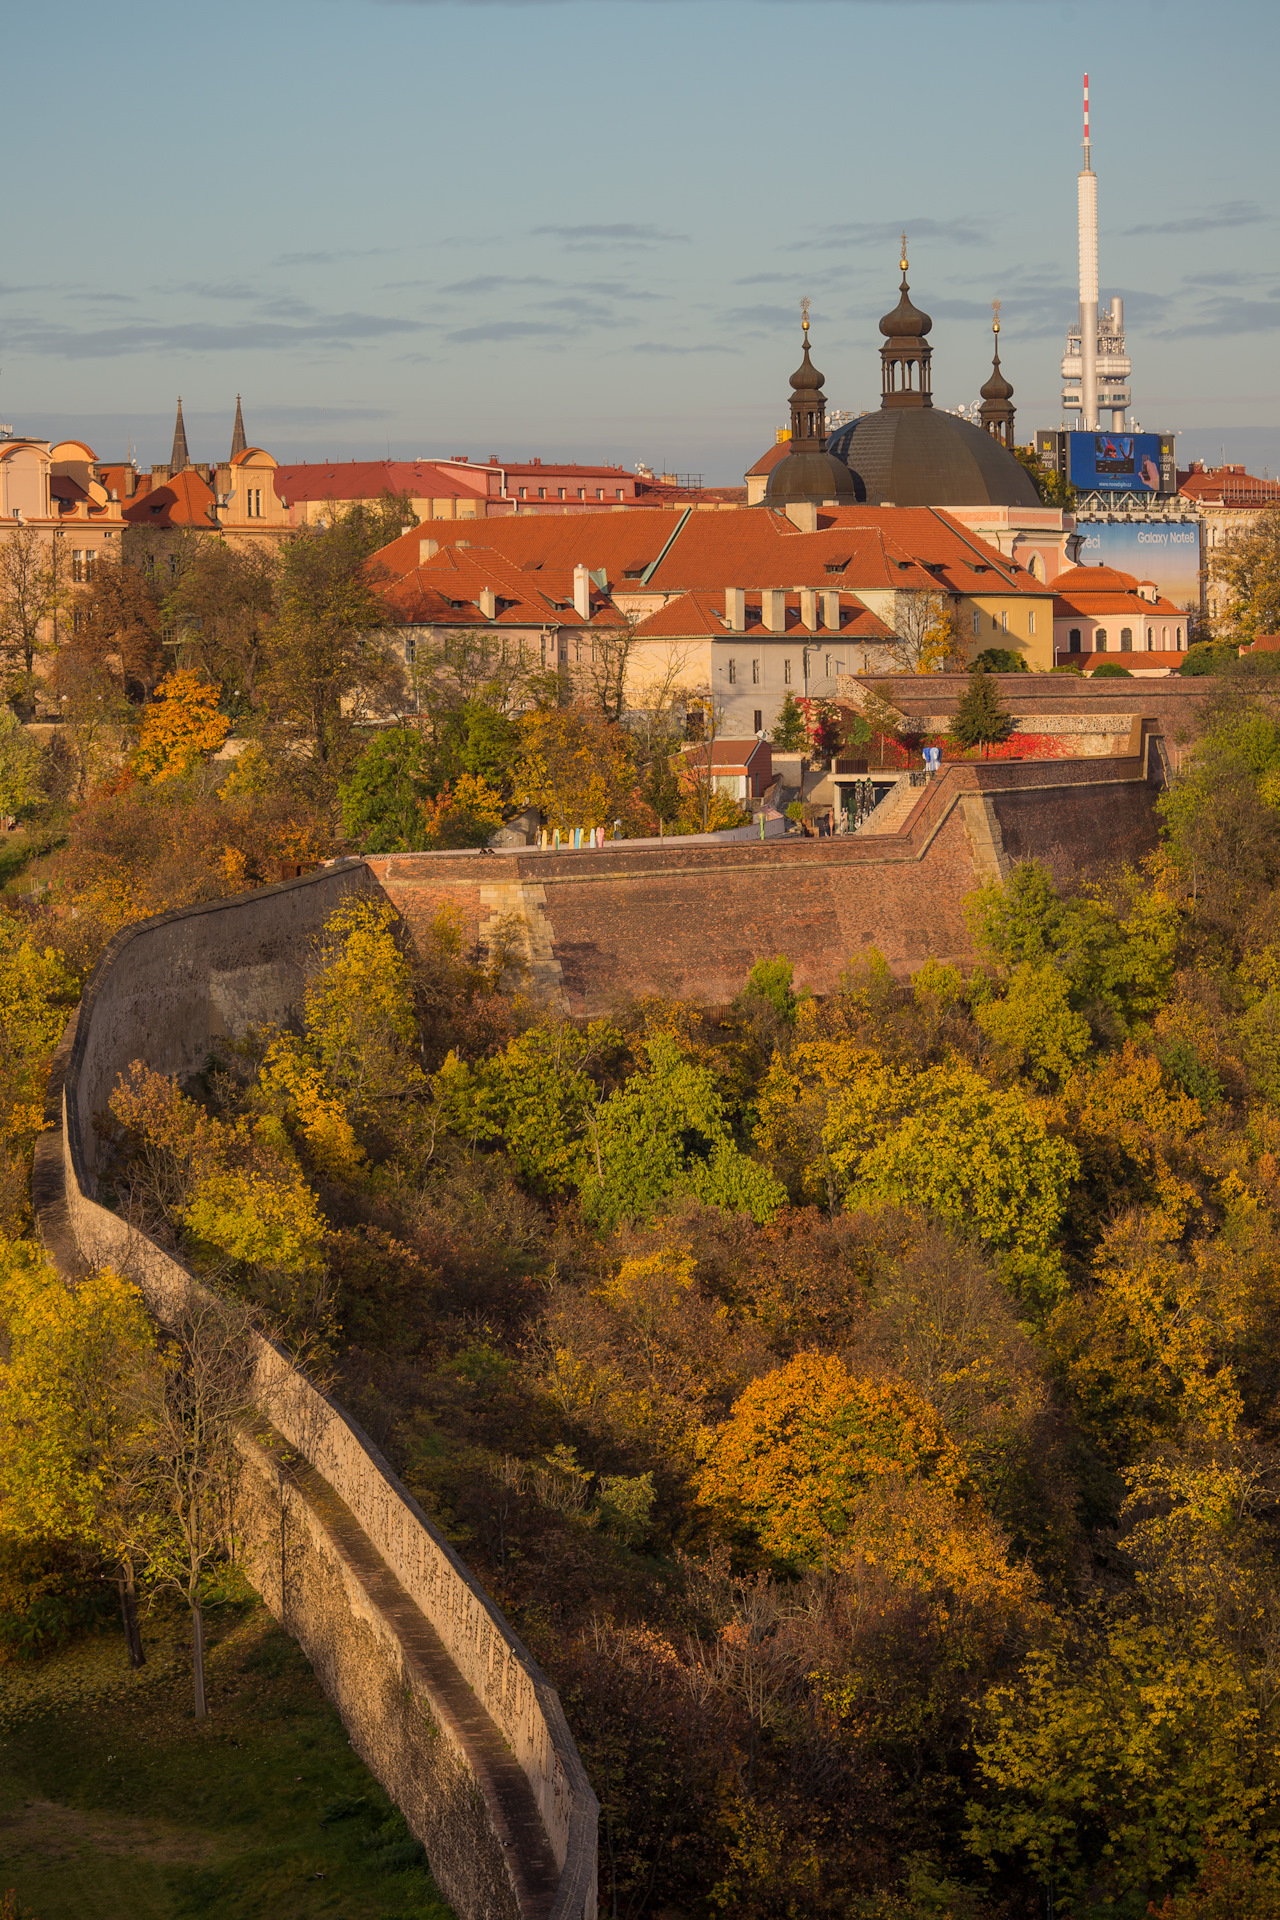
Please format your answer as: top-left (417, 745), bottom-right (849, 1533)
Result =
top-left (133, 671), bottom-right (230, 784)
top-left (0, 923), bottom-right (78, 1233)
top-left (0, 1242), bottom-right (157, 1666)
top-left (514, 703), bottom-right (638, 832)
top-left (697, 1351), bottom-right (963, 1563)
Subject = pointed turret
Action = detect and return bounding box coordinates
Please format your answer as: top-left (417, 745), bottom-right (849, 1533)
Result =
top-left (170, 397), bottom-right (190, 472)
top-left (230, 394), bottom-right (247, 461)
top-left (979, 301), bottom-right (1016, 449)
top-left (878, 236), bottom-right (934, 410)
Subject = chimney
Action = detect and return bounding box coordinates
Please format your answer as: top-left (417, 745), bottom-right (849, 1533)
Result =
top-left (726, 587), bottom-right (745, 632)
top-left (125, 466), bottom-right (137, 498)
top-left (420, 538), bottom-right (438, 563)
top-left (762, 588), bottom-right (786, 634)
top-left (573, 563), bottom-right (591, 621)
top-left (785, 500), bottom-right (818, 533)
top-left (478, 586), bottom-right (496, 619)
top-left (821, 591), bottom-right (841, 630)
top-left (799, 588), bottom-right (818, 631)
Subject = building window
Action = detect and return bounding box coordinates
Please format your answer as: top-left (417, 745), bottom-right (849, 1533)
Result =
top-left (1028, 610), bottom-right (1036, 635)
top-left (71, 550), bottom-right (84, 583)
top-left (972, 609), bottom-right (980, 634)
top-left (1069, 628), bottom-right (1081, 653)
top-left (577, 488), bottom-right (585, 500)
top-left (825, 655), bottom-right (833, 677)
top-left (1120, 627), bottom-right (1133, 652)
top-left (405, 635), bottom-right (416, 664)
top-left (752, 659), bottom-right (760, 684)
top-left (518, 487), bottom-right (527, 499)
top-left (558, 487), bottom-right (566, 500)
top-left (538, 487), bottom-right (546, 499)
top-left (1177, 626), bottom-right (1184, 648)
top-left (1147, 626), bottom-right (1154, 648)
top-left (1001, 611), bottom-right (1008, 632)
top-left (753, 709), bottom-right (763, 733)
top-left (615, 488), bottom-right (624, 499)
top-left (728, 659), bottom-right (737, 685)
top-left (784, 658), bottom-right (792, 685)
top-left (1162, 626), bottom-right (1169, 646)
top-left (596, 488), bottom-right (603, 500)
top-left (1095, 629), bottom-right (1107, 651)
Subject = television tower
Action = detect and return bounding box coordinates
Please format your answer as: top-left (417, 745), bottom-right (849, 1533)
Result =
top-left (1061, 75), bottom-right (1131, 431)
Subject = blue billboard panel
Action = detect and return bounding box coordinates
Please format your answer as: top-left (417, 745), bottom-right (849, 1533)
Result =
top-left (1068, 431), bottom-right (1163, 493)
top-left (1074, 521), bottom-right (1202, 609)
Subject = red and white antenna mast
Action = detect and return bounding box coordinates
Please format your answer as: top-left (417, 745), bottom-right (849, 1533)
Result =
top-left (1077, 72), bottom-right (1099, 430)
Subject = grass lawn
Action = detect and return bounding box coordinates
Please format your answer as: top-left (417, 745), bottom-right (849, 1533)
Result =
top-left (0, 1594), bottom-right (454, 1920)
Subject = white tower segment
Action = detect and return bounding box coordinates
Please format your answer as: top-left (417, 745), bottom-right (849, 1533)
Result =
top-left (1061, 75), bottom-right (1132, 430)
top-left (1077, 75), bottom-right (1098, 432)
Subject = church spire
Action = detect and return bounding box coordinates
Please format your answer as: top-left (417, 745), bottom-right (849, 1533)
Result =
top-left (230, 394), bottom-right (247, 460)
top-left (787, 298), bottom-right (827, 451)
top-left (170, 397), bottom-right (190, 472)
top-left (979, 300), bottom-right (1016, 449)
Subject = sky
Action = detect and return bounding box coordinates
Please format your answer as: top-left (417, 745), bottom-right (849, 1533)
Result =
top-left (3, 0), bottom-right (1277, 485)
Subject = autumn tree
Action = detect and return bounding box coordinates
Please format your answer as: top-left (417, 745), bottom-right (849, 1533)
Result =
top-left (0, 526), bottom-right (64, 712)
top-left (892, 590), bottom-right (963, 673)
top-left (0, 709), bottom-right (45, 819)
top-left (133, 672), bottom-right (230, 784)
top-left (514, 702), bottom-right (640, 833)
top-left (1211, 509), bottom-right (1280, 646)
top-left (139, 1291), bottom-right (258, 1718)
top-left (770, 691), bottom-right (807, 750)
top-left (339, 728), bottom-right (432, 851)
top-left (0, 1246), bottom-right (158, 1668)
top-left (66, 550), bottom-right (164, 695)
top-left (165, 539), bottom-right (279, 713)
top-left (256, 505), bottom-right (405, 795)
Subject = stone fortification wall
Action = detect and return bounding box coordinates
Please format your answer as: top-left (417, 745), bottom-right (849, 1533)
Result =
top-left (38, 866), bottom-right (598, 1920)
top-left (371, 728), bottom-right (1164, 1015)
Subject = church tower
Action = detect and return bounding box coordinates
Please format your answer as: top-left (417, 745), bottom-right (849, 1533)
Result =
top-left (879, 237), bottom-right (933, 409)
top-left (764, 303), bottom-right (857, 509)
top-left (979, 302), bottom-right (1016, 449)
top-left (230, 394), bottom-right (247, 461)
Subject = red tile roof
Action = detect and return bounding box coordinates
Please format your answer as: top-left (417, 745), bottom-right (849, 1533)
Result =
top-left (632, 588), bottom-right (891, 643)
top-left (1052, 563), bottom-right (1183, 621)
top-left (371, 508), bottom-right (687, 585)
top-left (274, 460), bottom-right (482, 505)
top-left (1178, 464), bottom-right (1280, 507)
top-left (121, 468), bottom-right (217, 529)
top-left (380, 542), bottom-right (626, 629)
top-left (96, 465), bottom-right (152, 504)
top-left (683, 738), bottom-right (772, 771)
top-left (745, 442), bottom-right (791, 478)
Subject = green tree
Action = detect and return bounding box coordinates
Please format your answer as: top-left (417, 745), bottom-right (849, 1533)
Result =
top-left (0, 710), bottom-right (45, 818)
top-left (770, 692), bottom-right (807, 750)
top-left (257, 505), bottom-right (405, 795)
top-left (165, 539), bottom-right (279, 714)
top-left (338, 729), bottom-right (432, 852)
top-left (972, 647), bottom-right (1028, 674)
top-left (949, 666), bottom-right (1013, 755)
top-left (641, 751), bottom-right (680, 829)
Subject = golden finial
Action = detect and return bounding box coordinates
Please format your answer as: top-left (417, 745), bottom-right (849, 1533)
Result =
top-left (992, 297), bottom-right (1001, 337)
top-left (800, 295), bottom-right (811, 337)
top-left (900, 231), bottom-right (909, 273)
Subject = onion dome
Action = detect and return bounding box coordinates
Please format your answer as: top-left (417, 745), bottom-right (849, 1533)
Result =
top-left (790, 336), bottom-right (824, 391)
top-left (879, 238), bottom-right (932, 340)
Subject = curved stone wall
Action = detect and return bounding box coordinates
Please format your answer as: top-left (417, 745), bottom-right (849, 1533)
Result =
top-left (37, 863), bottom-right (598, 1920)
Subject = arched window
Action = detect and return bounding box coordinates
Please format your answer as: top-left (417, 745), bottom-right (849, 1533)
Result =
top-left (1095, 629), bottom-right (1107, 651)
top-left (972, 609), bottom-right (980, 634)
top-left (1161, 626), bottom-right (1168, 646)
top-left (1177, 626), bottom-right (1184, 648)
top-left (1147, 626), bottom-right (1154, 648)
top-left (1120, 627), bottom-right (1133, 652)
top-left (1069, 628), bottom-right (1081, 653)
top-left (1028, 553), bottom-right (1044, 581)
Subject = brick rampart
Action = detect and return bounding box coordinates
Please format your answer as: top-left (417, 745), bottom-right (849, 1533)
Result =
top-left (371, 730), bottom-right (1164, 1014)
top-left (34, 868), bottom-right (598, 1920)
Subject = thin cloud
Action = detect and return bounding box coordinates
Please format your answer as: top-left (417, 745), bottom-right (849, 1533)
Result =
top-left (1123, 200), bottom-right (1267, 238)
top-left (273, 246), bottom-right (398, 266)
top-left (3, 312), bottom-right (420, 359)
top-left (445, 319), bottom-right (562, 343)
top-left (439, 273), bottom-right (557, 295)
top-left (1159, 294), bottom-right (1280, 340)
top-left (533, 222), bottom-right (691, 251)
top-left (627, 342), bottom-right (741, 356)
top-left (789, 216), bottom-right (990, 252)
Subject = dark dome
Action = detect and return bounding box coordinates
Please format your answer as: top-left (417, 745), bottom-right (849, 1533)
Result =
top-left (790, 339), bottom-right (824, 391)
top-left (824, 408), bottom-right (1039, 509)
top-left (879, 279), bottom-right (932, 340)
top-left (765, 445), bottom-right (859, 506)
top-left (980, 357), bottom-right (1014, 402)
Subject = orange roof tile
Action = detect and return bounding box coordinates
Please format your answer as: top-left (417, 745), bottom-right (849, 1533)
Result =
top-left (371, 508), bottom-right (687, 585)
top-left (121, 468), bottom-right (217, 529)
top-left (274, 460), bottom-right (482, 504)
top-left (633, 588), bottom-right (892, 642)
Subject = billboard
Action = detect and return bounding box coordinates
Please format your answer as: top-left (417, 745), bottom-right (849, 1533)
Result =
top-left (1074, 521), bottom-right (1203, 610)
top-left (1068, 430), bottom-right (1164, 493)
